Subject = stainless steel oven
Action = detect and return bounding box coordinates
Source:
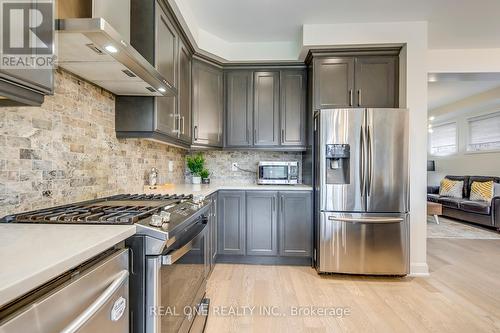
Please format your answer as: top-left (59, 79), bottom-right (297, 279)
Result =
top-left (257, 161), bottom-right (300, 185)
top-left (145, 217), bottom-right (210, 333)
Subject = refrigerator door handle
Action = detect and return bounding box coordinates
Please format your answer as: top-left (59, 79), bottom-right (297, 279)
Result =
top-left (367, 125), bottom-right (373, 196)
top-left (328, 216), bottom-right (404, 224)
top-left (359, 126), bottom-right (365, 196)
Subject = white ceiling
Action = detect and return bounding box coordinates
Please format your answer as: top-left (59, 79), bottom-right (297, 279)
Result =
top-left (428, 80), bottom-right (500, 110)
top-left (183, 0), bottom-right (500, 49)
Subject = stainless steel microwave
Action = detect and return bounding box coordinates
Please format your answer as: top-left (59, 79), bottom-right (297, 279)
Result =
top-left (257, 161), bottom-right (300, 185)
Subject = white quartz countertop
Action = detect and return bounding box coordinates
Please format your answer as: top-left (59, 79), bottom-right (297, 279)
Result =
top-left (144, 183), bottom-right (313, 197)
top-left (0, 224), bottom-right (136, 307)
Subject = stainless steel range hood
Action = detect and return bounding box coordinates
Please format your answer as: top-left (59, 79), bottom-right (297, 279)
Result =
top-left (55, 1), bottom-right (174, 97)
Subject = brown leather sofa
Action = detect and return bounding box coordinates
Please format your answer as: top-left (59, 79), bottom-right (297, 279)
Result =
top-left (427, 175), bottom-right (500, 230)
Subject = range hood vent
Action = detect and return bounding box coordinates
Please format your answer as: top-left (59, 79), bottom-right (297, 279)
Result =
top-left (56, 18), bottom-right (175, 97)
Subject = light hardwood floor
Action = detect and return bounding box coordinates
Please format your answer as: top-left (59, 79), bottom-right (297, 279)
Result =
top-left (206, 239), bottom-right (500, 333)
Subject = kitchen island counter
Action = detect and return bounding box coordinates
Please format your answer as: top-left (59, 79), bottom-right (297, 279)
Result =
top-left (0, 223), bottom-right (136, 307)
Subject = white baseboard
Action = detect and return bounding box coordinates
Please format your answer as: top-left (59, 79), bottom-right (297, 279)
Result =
top-left (409, 262), bottom-right (429, 277)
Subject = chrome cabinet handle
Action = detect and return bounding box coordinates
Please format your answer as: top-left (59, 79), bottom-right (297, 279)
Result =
top-left (61, 270), bottom-right (129, 333)
top-left (194, 125), bottom-right (198, 140)
top-left (181, 116), bottom-right (185, 135)
top-left (357, 89), bottom-right (362, 106)
top-left (328, 216), bottom-right (404, 224)
top-left (349, 89), bottom-right (353, 106)
top-left (281, 129), bottom-right (285, 143)
top-left (280, 196), bottom-right (284, 213)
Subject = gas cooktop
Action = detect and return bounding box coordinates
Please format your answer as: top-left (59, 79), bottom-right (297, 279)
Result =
top-left (0, 193), bottom-right (196, 225)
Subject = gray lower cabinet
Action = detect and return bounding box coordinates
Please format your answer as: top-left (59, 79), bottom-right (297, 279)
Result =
top-left (279, 191), bottom-right (312, 257)
top-left (354, 56), bottom-right (398, 108)
top-left (216, 190), bottom-right (312, 260)
top-left (192, 59), bottom-right (223, 147)
top-left (225, 71), bottom-right (253, 147)
top-left (253, 71), bottom-right (280, 146)
top-left (246, 191), bottom-right (278, 256)
top-left (280, 70), bottom-right (306, 146)
top-left (218, 191), bottom-right (246, 255)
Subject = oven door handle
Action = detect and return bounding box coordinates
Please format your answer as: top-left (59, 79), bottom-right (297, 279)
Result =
top-left (161, 224), bottom-right (207, 265)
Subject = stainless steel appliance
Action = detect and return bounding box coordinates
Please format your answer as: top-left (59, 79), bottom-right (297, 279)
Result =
top-left (314, 108), bottom-right (409, 275)
top-left (0, 249), bottom-right (129, 333)
top-left (1, 193), bottom-right (211, 333)
top-left (257, 161), bottom-right (300, 185)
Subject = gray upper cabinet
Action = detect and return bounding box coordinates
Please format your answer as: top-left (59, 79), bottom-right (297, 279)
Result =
top-left (253, 71), bottom-right (280, 146)
top-left (155, 96), bottom-right (178, 137)
top-left (279, 191), bottom-right (312, 257)
top-left (225, 71), bottom-right (253, 147)
top-left (354, 56), bottom-right (398, 108)
top-left (155, 1), bottom-right (178, 90)
top-left (313, 57), bottom-right (354, 109)
top-left (246, 191), bottom-right (278, 256)
top-left (280, 70), bottom-right (306, 146)
top-left (192, 59), bottom-right (223, 147)
top-left (218, 191), bottom-right (246, 255)
top-left (178, 39), bottom-right (192, 143)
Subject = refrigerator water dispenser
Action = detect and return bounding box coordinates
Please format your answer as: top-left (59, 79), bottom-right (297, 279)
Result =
top-left (326, 144), bottom-right (350, 184)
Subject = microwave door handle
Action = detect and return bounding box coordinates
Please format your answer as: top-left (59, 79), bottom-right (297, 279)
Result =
top-left (161, 225), bottom-right (207, 265)
top-left (60, 270), bottom-right (129, 333)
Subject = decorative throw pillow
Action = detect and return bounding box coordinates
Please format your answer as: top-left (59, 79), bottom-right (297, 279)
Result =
top-left (439, 179), bottom-right (464, 198)
top-left (470, 181), bottom-right (494, 202)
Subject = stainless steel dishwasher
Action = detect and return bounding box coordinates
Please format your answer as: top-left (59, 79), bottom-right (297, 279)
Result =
top-left (0, 249), bottom-right (129, 333)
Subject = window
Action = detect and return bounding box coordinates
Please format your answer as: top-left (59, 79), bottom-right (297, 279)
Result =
top-left (429, 122), bottom-right (457, 156)
top-left (467, 112), bottom-right (500, 152)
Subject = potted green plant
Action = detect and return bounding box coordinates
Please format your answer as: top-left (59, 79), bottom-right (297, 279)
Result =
top-left (200, 168), bottom-right (210, 184)
top-left (186, 153), bottom-right (205, 184)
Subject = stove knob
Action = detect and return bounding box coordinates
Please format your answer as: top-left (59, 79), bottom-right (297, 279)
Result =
top-left (160, 211), bottom-right (171, 223)
top-left (149, 214), bottom-right (163, 227)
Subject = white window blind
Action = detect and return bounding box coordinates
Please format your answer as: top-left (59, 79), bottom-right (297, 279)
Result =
top-left (429, 122), bottom-right (457, 156)
top-left (468, 112), bottom-right (500, 152)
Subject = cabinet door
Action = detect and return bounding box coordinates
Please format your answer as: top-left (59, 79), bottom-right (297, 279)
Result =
top-left (254, 71), bottom-right (280, 146)
top-left (192, 60), bottom-right (223, 146)
top-left (279, 191), bottom-right (312, 257)
top-left (218, 191), bottom-right (246, 255)
top-left (156, 1), bottom-right (178, 90)
top-left (354, 56), bottom-right (398, 108)
top-left (225, 71), bottom-right (253, 147)
top-left (178, 40), bottom-right (191, 143)
top-left (246, 191), bottom-right (278, 256)
top-left (280, 70), bottom-right (306, 146)
top-left (155, 96), bottom-right (178, 137)
top-left (313, 57), bottom-right (354, 109)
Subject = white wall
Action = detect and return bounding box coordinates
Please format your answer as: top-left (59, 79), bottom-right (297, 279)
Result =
top-left (428, 48), bottom-right (500, 73)
top-left (302, 22), bottom-right (429, 276)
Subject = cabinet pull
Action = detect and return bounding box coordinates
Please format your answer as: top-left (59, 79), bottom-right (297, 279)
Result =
top-left (281, 129), bottom-right (285, 143)
top-left (349, 89), bottom-right (353, 106)
top-left (194, 125), bottom-right (198, 140)
top-left (181, 116), bottom-right (185, 135)
top-left (357, 89), bottom-right (362, 106)
top-left (254, 129), bottom-right (257, 143)
top-left (280, 196), bottom-right (284, 213)
top-left (272, 197), bottom-right (276, 212)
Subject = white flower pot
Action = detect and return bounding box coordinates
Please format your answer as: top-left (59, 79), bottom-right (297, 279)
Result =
top-left (192, 176), bottom-right (201, 184)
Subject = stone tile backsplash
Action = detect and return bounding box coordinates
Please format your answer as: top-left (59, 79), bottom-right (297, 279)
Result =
top-left (187, 151), bottom-right (303, 185)
top-left (0, 69), bottom-right (186, 217)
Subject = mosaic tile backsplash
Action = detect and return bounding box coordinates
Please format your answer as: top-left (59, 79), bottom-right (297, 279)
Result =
top-left (0, 69), bottom-right (186, 217)
top-left (187, 151), bottom-right (303, 185)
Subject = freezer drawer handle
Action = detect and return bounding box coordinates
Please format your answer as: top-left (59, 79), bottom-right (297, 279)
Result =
top-left (328, 216), bottom-right (404, 224)
top-left (60, 270), bottom-right (129, 333)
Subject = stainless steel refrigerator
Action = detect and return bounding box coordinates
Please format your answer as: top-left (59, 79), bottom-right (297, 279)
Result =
top-left (314, 108), bottom-right (409, 275)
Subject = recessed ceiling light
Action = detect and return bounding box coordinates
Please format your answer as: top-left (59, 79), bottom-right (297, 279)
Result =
top-left (428, 124), bottom-right (433, 128)
top-left (429, 116), bottom-right (435, 121)
top-left (158, 87), bottom-right (166, 93)
top-left (428, 128), bottom-right (434, 133)
top-left (104, 45), bottom-right (118, 53)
